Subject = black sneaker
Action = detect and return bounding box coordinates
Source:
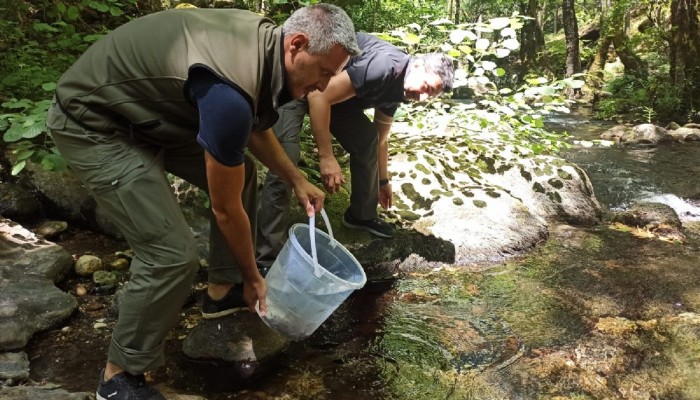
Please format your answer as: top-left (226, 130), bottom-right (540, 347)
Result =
top-left (96, 369), bottom-right (164, 400)
top-left (342, 209), bottom-right (395, 238)
top-left (201, 285), bottom-right (247, 319)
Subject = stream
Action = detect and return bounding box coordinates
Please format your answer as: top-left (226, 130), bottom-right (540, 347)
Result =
top-left (27, 109), bottom-right (700, 399)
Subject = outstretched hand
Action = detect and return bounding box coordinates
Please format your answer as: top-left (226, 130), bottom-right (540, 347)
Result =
top-left (293, 179), bottom-right (326, 217)
top-left (379, 183), bottom-right (393, 209)
top-left (243, 274), bottom-right (267, 316)
top-left (319, 155), bottom-right (345, 193)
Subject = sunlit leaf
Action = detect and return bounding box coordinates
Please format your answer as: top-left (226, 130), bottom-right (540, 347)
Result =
top-left (481, 61), bottom-right (497, 71)
top-left (495, 48), bottom-right (510, 58)
top-left (11, 160), bottom-right (26, 176)
top-left (502, 38), bottom-right (520, 50)
top-left (407, 23), bottom-right (421, 31)
top-left (475, 38), bottom-right (489, 50)
top-left (450, 29), bottom-right (470, 44)
top-left (488, 17), bottom-right (510, 30)
top-left (495, 68), bottom-right (506, 77)
top-left (429, 18), bottom-right (453, 26)
top-left (402, 32), bottom-right (421, 45)
top-left (458, 45), bottom-right (472, 55)
top-left (501, 27), bottom-right (516, 38)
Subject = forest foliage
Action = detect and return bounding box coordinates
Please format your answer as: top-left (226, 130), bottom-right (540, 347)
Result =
top-left (0, 0), bottom-right (698, 177)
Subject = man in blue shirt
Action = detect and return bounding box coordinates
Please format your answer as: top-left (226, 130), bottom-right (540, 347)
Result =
top-left (47, 5), bottom-right (359, 400)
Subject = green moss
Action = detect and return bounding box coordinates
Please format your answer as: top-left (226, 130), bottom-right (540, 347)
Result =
top-left (415, 163), bottom-right (431, 175)
top-left (485, 189), bottom-right (501, 198)
top-left (473, 199), bottom-right (487, 208)
top-left (548, 178), bottom-right (564, 189)
top-left (532, 182), bottom-right (545, 193)
top-left (557, 168), bottom-right (573, 180)
top-left (408, 154), bottom-right (418, 162)
top-left (421, 178), bottom-right (431, 185)
top-left (401, 182), bottom-right (434, 210)
top-left (519, 166), bottom-right (533, 181)
top-left (453, 197), bottom-right (464, 206)
top-left (430, 189), bottom-right (453, 197)
top-left (396, 210), bottom-right (421, 220)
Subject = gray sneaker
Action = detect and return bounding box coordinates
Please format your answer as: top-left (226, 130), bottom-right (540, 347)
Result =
top-left (96, 369), bottom-right (164, 400)
top-left (342, 209), bottom-right (395, 238)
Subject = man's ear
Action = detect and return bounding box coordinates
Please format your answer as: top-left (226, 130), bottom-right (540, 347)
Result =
top-left (289, 33), bottom-right (309, 53)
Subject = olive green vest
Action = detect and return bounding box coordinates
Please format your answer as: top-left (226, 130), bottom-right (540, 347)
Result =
top-left (55, 8), bottom-right (285, 137)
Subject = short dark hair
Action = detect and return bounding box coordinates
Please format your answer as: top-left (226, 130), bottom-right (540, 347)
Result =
top-left (410, 53), bottom-right (455, 92)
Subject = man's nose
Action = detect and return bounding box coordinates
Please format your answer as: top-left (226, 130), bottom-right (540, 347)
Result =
top-left (316, 78), bottom-right (331, 92)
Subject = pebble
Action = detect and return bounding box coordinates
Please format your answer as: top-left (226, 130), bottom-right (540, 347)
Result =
top-left (75, 284), bottom-right (87, 296)
top-left (93, 322), bottom-right (108, 329)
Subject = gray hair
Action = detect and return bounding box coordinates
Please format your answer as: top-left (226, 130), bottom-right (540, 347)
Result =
top-left (409, 53), bottom-right (455, 92)
top-left (283, 4), bottom-right (360, 56)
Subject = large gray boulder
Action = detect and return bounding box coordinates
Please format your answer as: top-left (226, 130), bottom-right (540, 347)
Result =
top-left (0, 218), bottom-right (76, 351)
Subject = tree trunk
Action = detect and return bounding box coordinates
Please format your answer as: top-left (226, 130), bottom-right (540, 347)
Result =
top-left (562, 0), bottom-right (581, 77)
top-left (670, 0), bottom-right (700, 113)
top-left (602, 1), bottom-right (646, 78)
top-left (519, 0), bottom-right (545, 68)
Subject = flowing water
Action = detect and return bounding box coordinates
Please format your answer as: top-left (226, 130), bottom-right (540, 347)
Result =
top-left (27, 110), bottom-right (700, 399)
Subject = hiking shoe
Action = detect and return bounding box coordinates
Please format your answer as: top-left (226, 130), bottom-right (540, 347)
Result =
top-left (342, 209), bottom-right (395, 238)
top-left (201, 285), bottom-right (247, 319)
top-left (96, 369), bottom-right (164, 400)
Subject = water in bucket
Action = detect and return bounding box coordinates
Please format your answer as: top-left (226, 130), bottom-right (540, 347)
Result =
top-left (257, 210), bottom-right (366, 340)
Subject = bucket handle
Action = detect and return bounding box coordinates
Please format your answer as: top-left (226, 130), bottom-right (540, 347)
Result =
top-left (309, 209), bottom-right (336, 278)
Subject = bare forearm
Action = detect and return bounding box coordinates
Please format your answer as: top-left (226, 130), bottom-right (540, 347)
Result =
top-left (212, 207), bottom-right (258, 282)
top-left (375, 111), bottom-right (393, 180)
top-left (308, 93), bottom-right (334, 159)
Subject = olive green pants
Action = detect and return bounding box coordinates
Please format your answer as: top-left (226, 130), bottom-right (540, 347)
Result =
top-left (47, 100), bottom-right (256, 375)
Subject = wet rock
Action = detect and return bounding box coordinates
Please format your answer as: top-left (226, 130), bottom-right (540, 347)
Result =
top-left (182, 313), bottom-right (289, 380)
top-left (92, 270), bottom-right (118, 287)
top-left (0, 218), bottom-right (74, 283)
top-left (109, 257), bottom-right (130, 271)
top-left (32, 220), bottom-right (68, 240)
top-left (611, 202), bottom-right (685, 242)
top-left (0, 218), bottom-right (76, 351)
top-left (619, 123), bottom-right (674, 146)
top-left (0, 182), bottom-right (42, 224)
top-left (0, 385), bottom-right (91, 399)
top-left (0, 352), bottom-right (29, 381)
top-left (74, 255), bottom-right (103, 277)
top-left (600, 124), bottom-right (631, 142)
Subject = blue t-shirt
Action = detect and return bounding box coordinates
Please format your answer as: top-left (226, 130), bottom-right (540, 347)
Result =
top-left (188, 69), bottom-right (252, 167)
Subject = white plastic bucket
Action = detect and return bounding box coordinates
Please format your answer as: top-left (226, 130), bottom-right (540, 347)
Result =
top-left (257, 209), bottom-right (366, 340)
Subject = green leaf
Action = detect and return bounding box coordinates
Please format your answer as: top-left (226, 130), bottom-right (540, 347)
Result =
top-left (3, 125), bottom-right (24, 142)
top-left (495, 68), bottom-right (506, 77)
top-left (41, 82), bottom-right (56, 92)
top-left (67, 6), bottom-right (80, 20)
top-left (402, 33), bottom-right (421, 45)
top-left (11, 160), bottom-right (26, 176)
top-left (16, 149), bottom-right (35, 161)
top-left (56, 2), bottom-right (67, 13)
top-left (109, 6), bottom-right (123, 16)
top-left (23, 122), bottom-right (46, 139)
top-left (42, 154), bottom-right (67, 171)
